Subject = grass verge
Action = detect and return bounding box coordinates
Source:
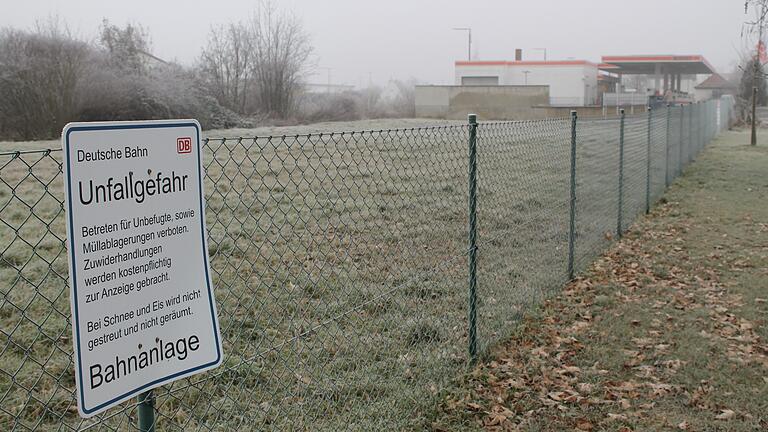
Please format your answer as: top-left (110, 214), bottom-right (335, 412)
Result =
top-left (433, 128), bottom-right (768, 431)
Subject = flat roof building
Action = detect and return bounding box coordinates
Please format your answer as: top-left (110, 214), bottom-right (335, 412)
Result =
top-left (454, 60), bottom-right (599, 106)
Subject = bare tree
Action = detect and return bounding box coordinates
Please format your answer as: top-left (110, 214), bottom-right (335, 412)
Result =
top-left (247, 1), bottom-right (313, 117)
top-left (361, 85), bottom-right (383, 118)
top-left (197, 2), bottom-right (312, 118)
top-left (388, 79), bottom-right (418, 117)
top-left (199, 24), bottom-right (252, 114)
top-left (743, 0), bottom-right (768, 145)
top-left (99, 20), bottom-right (151, 75)
top-left (0, 20), bottom-right (90, 139)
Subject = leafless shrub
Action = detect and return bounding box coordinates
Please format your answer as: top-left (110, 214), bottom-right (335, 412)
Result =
top-left (0, 22), bottom-right (90, 139)
top-left (295, 79), bottom-right (418, 124)
top-left (0, 5), bottom-right (313, 140)
top-left (385, 79), bottom-right (417, 117)
top-left (297, 91), bottom-right (363, 123)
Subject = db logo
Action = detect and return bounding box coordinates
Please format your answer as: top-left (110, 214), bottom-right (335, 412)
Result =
top-left (176, 137), bottom-right (192, 154)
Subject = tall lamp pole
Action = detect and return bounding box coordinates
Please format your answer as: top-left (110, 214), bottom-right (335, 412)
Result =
top-left (522, 70), bottom-right (531, 85)
top-left (453, 27), bottom-right (472, 61)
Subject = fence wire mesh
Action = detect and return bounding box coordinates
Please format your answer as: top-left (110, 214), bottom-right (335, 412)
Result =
top-left (474, 118), bottom-right (571, 352)
top-left (1, 99), bottom-right (731, 431)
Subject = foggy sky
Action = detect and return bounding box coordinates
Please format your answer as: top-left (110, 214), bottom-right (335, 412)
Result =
top-left (1, 0), bottom-right (749, 86)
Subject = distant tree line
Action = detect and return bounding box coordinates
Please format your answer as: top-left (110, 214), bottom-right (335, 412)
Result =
top-left (0, 2), bottom-right (416, 141)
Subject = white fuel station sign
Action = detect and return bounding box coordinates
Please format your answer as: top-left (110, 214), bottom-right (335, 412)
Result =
top-left (62, 120), bottom-right (222, 417)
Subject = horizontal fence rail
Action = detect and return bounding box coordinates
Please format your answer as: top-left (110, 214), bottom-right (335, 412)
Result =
top-left (0, 98), bottom-right (733, 431)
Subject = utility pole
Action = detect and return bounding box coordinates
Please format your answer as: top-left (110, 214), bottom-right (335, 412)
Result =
top-left (534, 47), bottom-right (547, 61)
top-left (453, 27), bottom-right (472, 61)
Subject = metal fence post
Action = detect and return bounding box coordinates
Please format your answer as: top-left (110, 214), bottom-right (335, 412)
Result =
top-left (137, 390), bottom-right (155, 432)
top-left (704, 102), bottom-right (707, 148)
top-left (695, 103), bottom-right (700, 154)
top-left (688, 102), bottom-right (693, 164)
top-left (568, 111), bottom-right (577, 279)
top-left (665, 104), bottom-right (671, 187)
top-left (705, 101), bottom-right (709, 144)
top-left (678, 104), bottom-right (684, 176)
top-left (700, 103), bottom-right (703, 147)
top-left (645, 106), bottom-right (652, 214)
top-left (617, 108), bottom-right (625, 238)
top-left (703, 102), bottom-right (707, 145)
top-left (708, 101), bottom-right (713, 143)
top-left (692, 103), bottom-right (697, 155)
top-left (691, 103), bottom-right (696, 156)
top-left (467, 113), bottom-right (478, 363)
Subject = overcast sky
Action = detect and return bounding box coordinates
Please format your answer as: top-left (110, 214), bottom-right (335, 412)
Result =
top-left (1, 0), bottom-right (751, 86)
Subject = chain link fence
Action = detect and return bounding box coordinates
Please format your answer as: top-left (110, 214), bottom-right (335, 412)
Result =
top-left (1, 98), bottom-right (733, 431)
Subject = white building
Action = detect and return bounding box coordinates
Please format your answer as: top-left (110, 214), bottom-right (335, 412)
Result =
top-left (454, 60), bottom-right (599, 106)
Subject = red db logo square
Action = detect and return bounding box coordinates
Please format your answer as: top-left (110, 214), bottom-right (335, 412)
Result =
top-left (177, 137), bottom-right (192, 154)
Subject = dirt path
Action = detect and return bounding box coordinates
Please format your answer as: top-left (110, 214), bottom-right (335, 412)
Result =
top-left (434, 129), bottom-right (768, 431)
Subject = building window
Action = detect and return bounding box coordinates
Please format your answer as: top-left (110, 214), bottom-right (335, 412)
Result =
top-left (461, 76), bottom-right (499, 86)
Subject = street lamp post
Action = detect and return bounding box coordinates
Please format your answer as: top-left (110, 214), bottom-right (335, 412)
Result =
top-left (522, 70), bottom-right (531, 85)
top-left (452, 27), bottom-right (472, 61)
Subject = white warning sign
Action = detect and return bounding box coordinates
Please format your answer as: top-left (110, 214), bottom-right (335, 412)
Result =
top-left (62, 120), bottom-right (222, 417)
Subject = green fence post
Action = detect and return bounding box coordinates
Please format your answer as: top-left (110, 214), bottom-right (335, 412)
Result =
top-left (704, 102), bottom-right (706, 144)
top-left (688, 102), bottom-right (693, 164)
top-left (467, 113), bottom-right (478, 363)
top-left (696, 103), bottom-right (700, 154)
top-left (704, 102), bottom-right (708, 147)
top-left (568, 111), bottom-right (577, 279)
top-left (678, 104), bottom-right (684, 176)
top-left (692, 103), bottom-right (696, 156)
top-left (617, 108), bottom-right (625, 238)
top-left (645, 106), bottom-right (652, 214)
top-left (699, 102), bottom-right (709, 151)
top-left (692, 103), bottom-right (697, 155)
top-left (703, 102), bottom-right (707, 144)
top-left (697, 102), bottom-right (709, 149)
top-left (665, 104), bottom-right (671, 187)
top-left (137, 390), bottom-right (155, 432)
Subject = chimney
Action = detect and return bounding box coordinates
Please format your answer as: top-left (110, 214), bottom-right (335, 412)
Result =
top-left (515, 49), bottom-right (523, 61)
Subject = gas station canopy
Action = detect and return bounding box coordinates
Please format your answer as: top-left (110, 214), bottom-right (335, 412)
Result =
top-left (599, 55), bottom-right (715, 75)
top-left (598, 55), bottom-right (715, 97)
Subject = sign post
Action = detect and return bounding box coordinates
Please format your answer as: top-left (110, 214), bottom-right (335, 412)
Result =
top-left (62, 120), bottom-right (223, 418)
